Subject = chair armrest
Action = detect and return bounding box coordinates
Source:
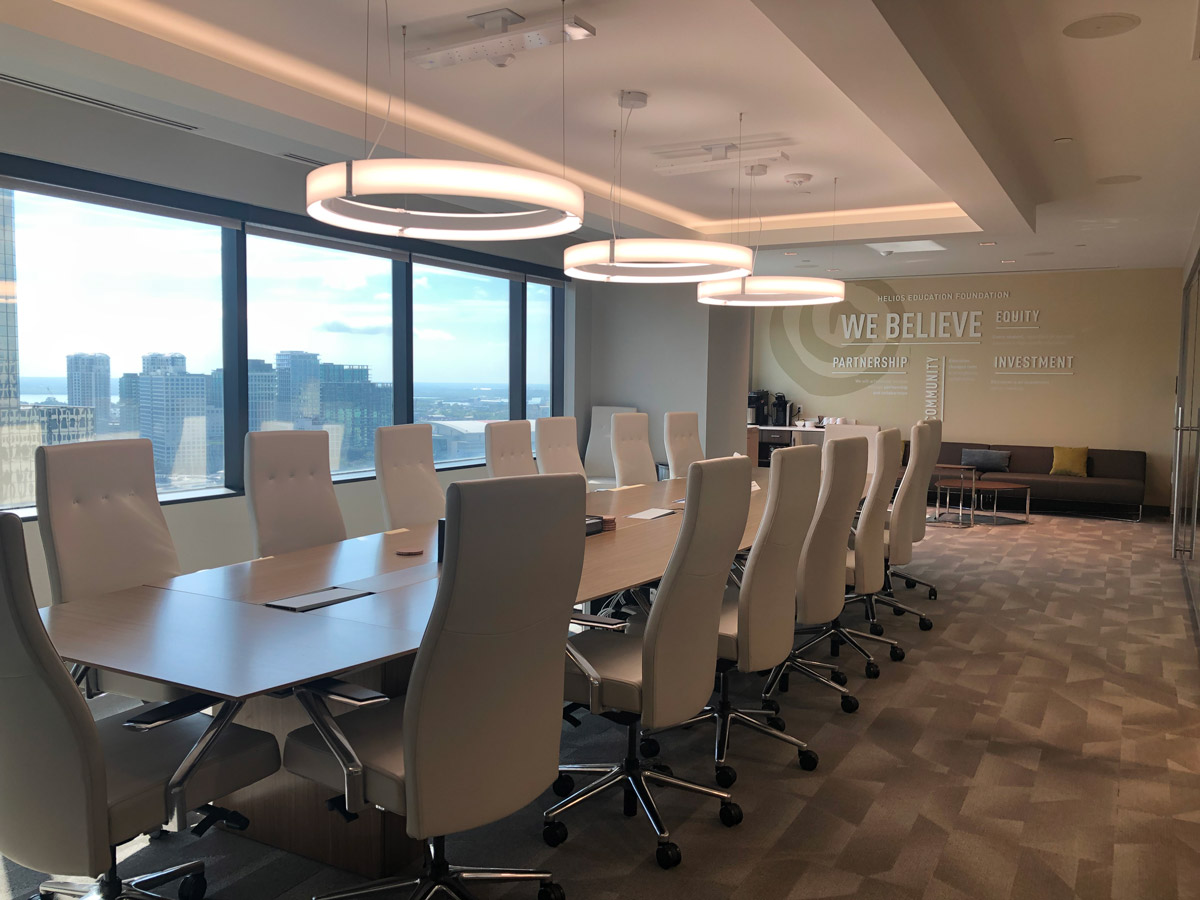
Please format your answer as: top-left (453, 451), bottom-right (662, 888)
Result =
top-left (565, 641), bottom-right (604, 715)
top-left (302, 677), bottom-right (389, 708)
top-left (571, 613), bottom-right (627, 631)
top-left (123, 694), bottom-right (222, 732)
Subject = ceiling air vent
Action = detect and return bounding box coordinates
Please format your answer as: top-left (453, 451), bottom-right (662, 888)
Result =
top-left (280, 152), bottom-right (329, 168)
top-left (0, 74), bottom-right (199, 130)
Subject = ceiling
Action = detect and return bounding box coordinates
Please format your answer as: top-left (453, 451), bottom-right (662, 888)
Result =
top-left (0, 0), bottom-right (1198, 279)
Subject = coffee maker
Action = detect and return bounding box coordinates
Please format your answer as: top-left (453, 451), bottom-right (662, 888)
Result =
top-left (771, 392), bottom-right (792, 427)
top-left (747, 389), bottom-right (770, 426)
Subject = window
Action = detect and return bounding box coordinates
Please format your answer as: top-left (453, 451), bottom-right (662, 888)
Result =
top-left (527, 282), bottom-right (553, 423)
top-left (0, 187), bottom-right (223, 510)
top-left (411, 262), bottom-right (511, 465)
top-left (246, 235), bottom-right (393, 475)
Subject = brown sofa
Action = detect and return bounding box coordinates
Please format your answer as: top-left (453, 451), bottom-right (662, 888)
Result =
top-left (929, 442), bottom-right (1146, 518)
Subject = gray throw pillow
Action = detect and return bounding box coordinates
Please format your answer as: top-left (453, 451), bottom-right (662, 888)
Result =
top-left (961, 448), bottom-right (1010, 473)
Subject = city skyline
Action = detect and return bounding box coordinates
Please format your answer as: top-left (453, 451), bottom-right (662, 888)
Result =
top-left (13, 191), bottom-right (552, 384)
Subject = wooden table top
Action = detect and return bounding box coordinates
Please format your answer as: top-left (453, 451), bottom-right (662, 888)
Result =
top-left (971, 480), bottom-right (1030, 492)
top-left (152, 526), bottom-right (438, 605)
top-left (40, 586), bottom-right (421, 700)
top-left (46, 468), bottom-right (773, 697)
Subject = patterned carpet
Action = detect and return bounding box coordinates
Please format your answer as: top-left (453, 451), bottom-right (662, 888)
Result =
top-left (6, 513), bottom-right (1199, 900)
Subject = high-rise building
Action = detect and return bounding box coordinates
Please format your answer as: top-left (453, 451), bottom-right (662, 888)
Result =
top-left (138, 354), bottom-right (207, 484)
top-left (0, 188), bottom-right (95, 507)
top-left (248, 359), bottom-right (279, 432)
top-left (117, 372), bottom-right (140, 433)
top-left (319, 363), bottom-right (392, 470)
top-left (0, 189), bottom-right (19, 409)
top-left (275, 350), bottom-right (321, 423)
top-left (67, 352), bottom-right (111, 432)
top-left (142, 352), bottom-right (187, 375)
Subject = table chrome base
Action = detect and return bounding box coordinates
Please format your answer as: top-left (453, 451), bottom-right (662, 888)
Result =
top-left (315, 838), bottom-right (559, 900)
top-left (38, 860), bottom-right (203, 900)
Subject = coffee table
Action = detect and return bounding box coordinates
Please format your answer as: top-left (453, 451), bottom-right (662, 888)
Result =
top-left (934, 476), bottom-right (977, 526)
top-left (972, 480), bottom-right (1032, 524)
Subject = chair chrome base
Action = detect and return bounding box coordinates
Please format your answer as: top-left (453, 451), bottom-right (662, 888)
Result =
top-left (545, 719), bottom-right (741, 868)
top-left (313, 837), bottom-right (561, 900)
top-left (644, 667), bottom-right (818, 782)
top-left (38, 860), bottom-right (204, 900)
top-left (888, 566), bottom-right (938, 599)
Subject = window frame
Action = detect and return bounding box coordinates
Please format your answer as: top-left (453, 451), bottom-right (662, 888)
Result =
top-left (0, 152), bottom-right (566, 514)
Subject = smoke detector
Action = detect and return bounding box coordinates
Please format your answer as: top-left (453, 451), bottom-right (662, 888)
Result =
top-left (785, 173), bottom-right (813, 187)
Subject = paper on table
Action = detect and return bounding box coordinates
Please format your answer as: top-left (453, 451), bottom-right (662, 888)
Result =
top-left (627, 508), bottom-right (677, 520)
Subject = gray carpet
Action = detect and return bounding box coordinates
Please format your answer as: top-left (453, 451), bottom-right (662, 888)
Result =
top-left (6, 513), bottom-right (1199, 900)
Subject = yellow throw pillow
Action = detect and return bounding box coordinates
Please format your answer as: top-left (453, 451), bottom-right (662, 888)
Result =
top-left (1051, 446), bottom-right (1088, 477)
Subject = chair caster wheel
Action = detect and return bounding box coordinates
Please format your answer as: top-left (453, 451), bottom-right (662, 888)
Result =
top-left (892, 607), bottom-right (906, 616)
top-left (798, 749), bottom-right (819, 771)
top-left (538, 883), bottom-right (566, 900)
top-left (865, 662), bottom-right (881, 679)
top-left (719, 802), bottom-right (744, 827)
top-left (656, 842), bottom-right (682, 869)
top-left (178, 873), bottom-right (207, 900)
top-left (919, 617), bottom-right (934, 631)
top-left (650, 763), bottom-right (673, 778)
top-left (766, 716), bottom-right (786, 732)
top-left (715, 765), bottom-right (737, 788)
top-left (148, 828), bottom-right (167, 841)
top-left (890, 646), bottom-right (906, 662)
top-left (905, 578), bottom-right (916, 589)
top-left (760, 698), bottom-right (781, 715)
top-left (929, 588), bottom-right (938, 601)
top-left (552, 774), bottom-right (575, 797)
top-left (543, 820), bottom-right (568, 848)
top-left (869, 622), bottom-right (884, 636)
top-left (841, 694), bottom-right (860, 713)
top-left (639, 737), bottom-right (660, 758)
top-left (831, 670), bottom-right (848, 686)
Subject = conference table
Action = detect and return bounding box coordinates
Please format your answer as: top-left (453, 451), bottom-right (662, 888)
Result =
top-left (40, 470), bottom-right (771, 877)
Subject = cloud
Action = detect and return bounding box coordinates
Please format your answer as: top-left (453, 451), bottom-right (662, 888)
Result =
top-left (318, 321), bottom-right (390, 335)
top-left (414, 328), bottom-right (456, 342)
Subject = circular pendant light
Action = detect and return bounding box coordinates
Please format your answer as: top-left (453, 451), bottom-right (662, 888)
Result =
top-left (307, 159), bottom-right (584, 241)
top-left (308, 4), bottom-right (584, 242)
top-left (697, 275), bottom-right (845, 306)
top-left (563, 238), bottom-right (754, 283)
top-left (562, 91), bottom-right (753, 284)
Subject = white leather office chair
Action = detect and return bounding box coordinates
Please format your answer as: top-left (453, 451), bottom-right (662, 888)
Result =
top-left (547, 456), bottom-right (752, 869)
top-left (875, 422), bottom-right (936, 628)
top-left (611, 412), bottom-right (658, 488)
top-left (36, 439), bottom-right (186, 702)
top-left (762, 435), bottom-right (869, 711)
top-left (284, 474), bottom-right (585, 900)
top-left (583, 405), bottom-right (635, 489)
top-left (245, 430), bottom-right (346, 558)
top-left (375, 424), bottom-right (445, 529)
top-left (0, 512), bottom-right (280, 900)
top-left (892, 418), bottom-right (942, 601)
top-left (824, 423), bottom-right (881, 474)
top-left (664, 411), bottom-right (704, 480)
top-left (642, 445), bottom-right (821, 786)
top-left (484, 420), bottom-right (538, 478)
top-left (535, 416), bottom-right (586, 478)
top-left (843, 429), bottom-right (911, 655)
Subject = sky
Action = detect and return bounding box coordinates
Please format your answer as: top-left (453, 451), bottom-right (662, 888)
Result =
top-left (12, 191), bottom-right (553, 385)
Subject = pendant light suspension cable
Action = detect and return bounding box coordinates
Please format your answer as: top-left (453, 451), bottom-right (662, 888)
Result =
top-left (306, 0), bottom-right (583, 241)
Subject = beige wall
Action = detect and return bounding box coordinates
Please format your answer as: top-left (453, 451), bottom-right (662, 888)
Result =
top-left (753, 267), bottom-right (1181, 505)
